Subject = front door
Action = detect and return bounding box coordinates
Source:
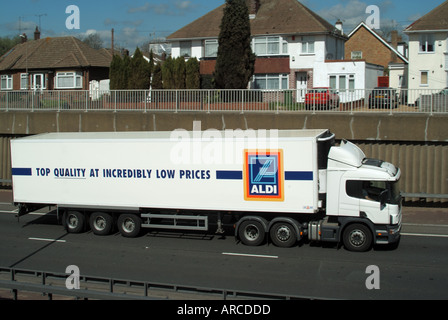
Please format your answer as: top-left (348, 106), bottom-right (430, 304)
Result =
top-left (32, 74), bottom-right (45, 92)
top-left (296, 72), bottom-right (308, 102)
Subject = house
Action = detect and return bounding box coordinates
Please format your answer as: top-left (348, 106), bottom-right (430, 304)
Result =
top-left (0, 28), bottom-right (112, 92)
top-left (345, 22), bottom-right (409, 90)
top-left (404, 0), bottom-right (448, 99)
top-left (167, 0), bottom-right (347, 99)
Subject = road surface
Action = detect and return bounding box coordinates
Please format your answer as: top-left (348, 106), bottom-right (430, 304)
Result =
top-left (0, 190), bottom-right (447, 300)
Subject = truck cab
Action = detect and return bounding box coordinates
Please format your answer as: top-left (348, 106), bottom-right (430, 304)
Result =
top-left (323, 140), bottom-right (402, 251)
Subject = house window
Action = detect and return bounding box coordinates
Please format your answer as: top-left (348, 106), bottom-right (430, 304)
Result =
top-left (330, 74), bottom-right (355, 92)
top-left (420, 34), bottom-right (434, 53)
top-left (253, 36), bottom-right (286, 56)
top-left (420, 71), bottom-right (429, 86)
top-left (301, 37), bottom-right (315, 54)
top-left (180, 41), bottom-right (192, 57)
top-left (204, 39), bottom-right (218, 58)
top-left (1, 75), bottom-right (13, 90)
top-left (55, 72), bottom-right (83, 89)
top-left (351, 51), bottom-right (363, 60)
top-left (20, 73), bottom-right (29, 90)
top-left (252, 74), bottom-right (288, 90)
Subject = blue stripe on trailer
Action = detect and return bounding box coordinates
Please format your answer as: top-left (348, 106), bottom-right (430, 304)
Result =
top-left (216, 171), bottom-right (243, 180)
top-left (284, 171), bottom-right (313, 181)
top-left (12, 168), bottom-right (32, 176)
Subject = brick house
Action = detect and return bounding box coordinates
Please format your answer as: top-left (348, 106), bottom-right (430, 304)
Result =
top-left (0, 28), bottom-right (112, 92)
top-left (167, 0), bottom-right (347, 99)
top-left (345, 22), bottom-right (408, 89)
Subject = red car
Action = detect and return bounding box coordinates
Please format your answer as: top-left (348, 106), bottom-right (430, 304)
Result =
top-left (304, 87), bottom-right (340, 110)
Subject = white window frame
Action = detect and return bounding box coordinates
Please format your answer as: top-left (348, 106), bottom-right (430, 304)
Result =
top-left (204, 39), bottom-right (218, 58)
top-left (329, 74), bottom-right (355, 92)
top-left (20, 73), bottom-right (29, 90)
top-left (55, 72), bottom-right (83, 89)
top-left (253, 36), bottom-right (287, 56)
top-left (351, 51), bottom-right (363, 60)
top-left (420, 70), bottom-right (429, 86)
top-left (180, 41), bottom-right (192, 58)
top-left (301, 36), bottom-right (315, 55)
top-left (1, 74), bottom-right (13, 90)
top-left (419, 34), bottom-right (435, 53)
top-left (252, 74), bottom-right (289, 90)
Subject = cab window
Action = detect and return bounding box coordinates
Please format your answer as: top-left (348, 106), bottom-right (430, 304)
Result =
top-left (346, 180), bottom-right (387, 202)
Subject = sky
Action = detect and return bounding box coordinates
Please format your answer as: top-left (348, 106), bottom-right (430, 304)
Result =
top-left (0, 0), bottom-right (446, 51)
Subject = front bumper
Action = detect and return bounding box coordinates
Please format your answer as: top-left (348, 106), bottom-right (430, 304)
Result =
top-left (375, 223), bottom-right (401, 245)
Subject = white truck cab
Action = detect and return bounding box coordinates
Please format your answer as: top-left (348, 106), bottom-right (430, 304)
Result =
top-left (321, 140), bottom-right (402, 250)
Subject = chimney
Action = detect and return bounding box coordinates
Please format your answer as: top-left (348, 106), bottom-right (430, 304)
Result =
top-left (249, 0), bottom-right (260, 19)
top-left (390, 30), bottom-right (398, 63)
top-left (335, 20), bottom-right (344, 35)
top-left (111, 28), bottom-right (115, 56)
top-left (21, 33), bottom-right (28, 43)
top-left (34, 26), bottom-right (41, 40)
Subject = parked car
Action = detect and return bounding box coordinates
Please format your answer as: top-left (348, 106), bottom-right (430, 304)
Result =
top-left (304, 87), bottom-right (340, 110)
top-left (368, 87), bottom-right (398, 109)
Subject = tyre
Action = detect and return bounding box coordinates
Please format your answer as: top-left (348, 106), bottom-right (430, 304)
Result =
top-left (63, 211), bottom-right (86, 234)
top-left (117, 214), bottom-right (142, 238)
top-left (343, 223), bottom-right (373, 252)
top-left (89, 212), bottom-right (114, 236)
top-left (269, 222), bottom-right (297, 248)
top-left (238, 220), bottom-right (265, 246)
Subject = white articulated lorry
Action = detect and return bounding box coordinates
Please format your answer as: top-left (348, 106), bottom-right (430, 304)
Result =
top-left (10, 129), bottom-right (402, 252)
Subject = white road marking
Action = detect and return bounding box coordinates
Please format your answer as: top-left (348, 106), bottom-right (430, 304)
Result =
top-left (222, 252), bottom-right (278, 259)
top-left (0, 210), bottom-right (18, 214)
top-left (28, 237), bottom-right (66, 243)
top-left (402, 233), bottom-right (448, 238)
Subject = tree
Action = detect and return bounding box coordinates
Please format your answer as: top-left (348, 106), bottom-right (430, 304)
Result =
top-left (214, 0), bottom-right (256, 89)
top-left (119, 55), bottom-right (131, 89)
top-left (109, 55), bottom-right (122, 90)
top-left (186, 58), bottom-right (200, 89)
top-left (81, 33), bottom-right (103, 49)
top-left (162, 56), bottom-right (175, 89)
top-left (173, 57), bottom-right (186, 89)
top-left (0, 36), bottom-right (21, 57)
top-left (152, 63), bottom-right (163, 89)
top-left (128, 47), bottom-right (151, 89)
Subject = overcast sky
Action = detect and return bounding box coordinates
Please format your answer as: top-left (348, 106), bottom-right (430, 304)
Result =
top-left (0, 0), bottom-right (445, 51)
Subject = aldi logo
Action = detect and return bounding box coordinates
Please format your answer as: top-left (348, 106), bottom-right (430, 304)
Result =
top-left (244, 150), bottom-right (284, 201)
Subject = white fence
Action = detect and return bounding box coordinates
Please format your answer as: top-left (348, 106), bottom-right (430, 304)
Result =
top-left (0, 88), bottom-right (447, 114)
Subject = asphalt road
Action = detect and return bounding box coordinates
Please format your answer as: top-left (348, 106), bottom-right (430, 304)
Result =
top-left (0, 191), bottom-right (447, 300)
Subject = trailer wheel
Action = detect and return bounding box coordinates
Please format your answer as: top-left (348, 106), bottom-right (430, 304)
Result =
top-left (343, 224), bottom-right (372, 252)
top-left (238, 220), bottom-right (265, 246)
top-left (270, 222), bottom-right (297, 248)
top-left (63, 211), bottom-right (85, 234)
top-left (90, 212), bottom-right (114, 236)
top-left (117, 214), bottom-right (141, 238)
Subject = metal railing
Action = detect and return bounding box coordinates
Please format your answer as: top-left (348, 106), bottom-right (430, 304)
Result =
top-left (0, 267), bottom-right (317, 300)
top-left (0, 88), bottom-right (447, 114)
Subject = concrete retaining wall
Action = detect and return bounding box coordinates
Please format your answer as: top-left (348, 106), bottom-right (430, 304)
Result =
top-left (0, 111), bottom-right (447, 142)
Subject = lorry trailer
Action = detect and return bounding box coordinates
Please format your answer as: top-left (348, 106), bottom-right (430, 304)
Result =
top-left (10, 129), bottom-right (402, 252)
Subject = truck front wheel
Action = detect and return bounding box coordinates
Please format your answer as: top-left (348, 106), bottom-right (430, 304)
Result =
top-left (343, 224), bottom-right (372, 252)
top-left (117, 214), bottom-right (141, 238)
